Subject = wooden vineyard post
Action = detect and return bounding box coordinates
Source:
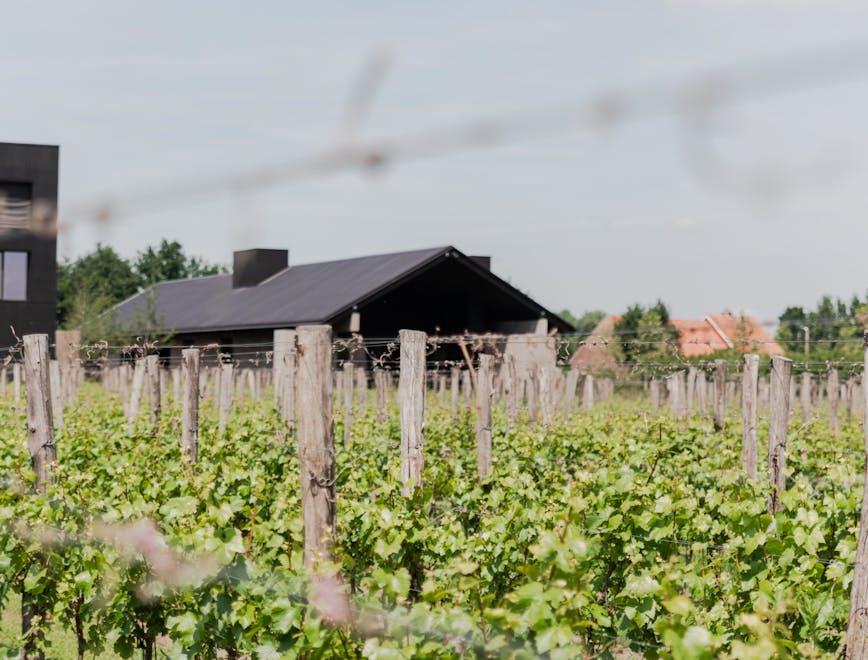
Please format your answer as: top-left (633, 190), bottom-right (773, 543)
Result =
top-left (145, 355), bottom-right (161, 425)
top-left (649, 378), bottom-right (661, 409)
top-left (296, 325), bottom-right (336, 569)
top-left (538, 365), bottom-right (551, 427)
top-left (127, 359), bottom-right (145, 432)
top-left (450, 366), bottom-right (460, 419)
top-left (13, 363), bottom-right (21, 402)
top-left (22, 335), bottom-right (56, 660)
top-left (23, 335), bottom-right (56, 490)
top-left (356, 366), bottom-right (368, 409)
top-left (686, 367), bottom-right (697, 414)
top-left (526, 369), bottom-right (538, 421)
top-left (697, 372), bottom-right (708, 417)
top-left (505, 355), bottom-right (518, 430)
top-left (767, 355), bottom-right (792, 515)
top-left (845, 332), bottom-right (868, 657)
top-left (273, 329), bottom-right (291, 410)
top-left (582, 373), bottom-right (595, 411)
top-left (48, 359), bottom-right (64, 431)
top-left (399, 330), bottom-right (425, 496)
top-left (375, 368), bottom-right (387, 422)
top-left (476, 354), bottom-right (494, 479)
top-left (829, 368), bottom-right (840, 435)
top-left (342, 361), bottom-right (354, 446)
top-left (172, 367), bottom-right (181, 403)
top-left (462, 370), bottom-right (472, 404)
top-left (218, 362), bottom-right (234, 436)
top-left (741, 354), bottom-right (759, 479)
top-left (563, 367), bottom-right (579, 419)
top-left (181, 349), bottom-right (200, 462)
top-left (712, 359), bottom-right (726, 432)
top-left (801, 372), bottom-right (812, 425)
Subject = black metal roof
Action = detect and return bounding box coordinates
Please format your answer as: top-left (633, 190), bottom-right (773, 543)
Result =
top-left (114, 245), bottom-right (573, 334)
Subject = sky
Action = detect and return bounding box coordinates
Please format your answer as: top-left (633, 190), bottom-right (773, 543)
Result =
top-left (3, 1), bottom-right (868, 323)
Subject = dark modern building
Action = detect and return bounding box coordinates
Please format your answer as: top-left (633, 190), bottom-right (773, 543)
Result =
top-left (113, 246), bottom-right (573, 361)
top-left (0, 143), bottom-right (59, 351)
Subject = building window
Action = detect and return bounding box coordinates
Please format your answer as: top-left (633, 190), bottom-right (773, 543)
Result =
top-left (0, 182), bottom-right (32, 228)
top-left (1, 251), bottom-right (28, 301)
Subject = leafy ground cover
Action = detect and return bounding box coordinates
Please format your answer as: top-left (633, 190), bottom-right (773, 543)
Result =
top-left (0, 385), bottom-right (862, 658)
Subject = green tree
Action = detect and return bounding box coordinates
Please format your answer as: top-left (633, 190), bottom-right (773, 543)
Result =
top-left (775, 293), bottom-right (866, 361)
top-left (134, 239), bottom-right (223, 287)
top-left (57, 244), bottom-right (141, 326)
top-left (613, 300), bottom-right (678, 364)
top-left (558, 309), bottom-right (605, 335)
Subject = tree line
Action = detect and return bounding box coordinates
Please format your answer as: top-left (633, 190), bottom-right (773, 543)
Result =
top-left (58, 239), bottom-right (224, 342)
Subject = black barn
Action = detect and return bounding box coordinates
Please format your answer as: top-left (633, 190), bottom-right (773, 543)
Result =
top-left (0, 143), bottom-right (59, 351)
top-left (113, 246), bottom-right (573, 360)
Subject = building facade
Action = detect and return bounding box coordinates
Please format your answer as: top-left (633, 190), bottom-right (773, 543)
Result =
top-left (0, 143), bottom-right (59, 351)
top-left (114, 246), bottom-right (574, 363)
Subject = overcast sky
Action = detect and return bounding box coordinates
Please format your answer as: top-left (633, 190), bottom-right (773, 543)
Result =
top-left (4, 1), bottom-right (868, 322)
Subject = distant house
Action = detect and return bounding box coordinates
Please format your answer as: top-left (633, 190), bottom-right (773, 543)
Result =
top-left (669, 313), bottom-right (784, 357)
top-left (0, 143), bottom-right (59, 351)
top-left (571, 311), bottom-right (784, 370)
top-left (113, 245), bottom-right (574, 361)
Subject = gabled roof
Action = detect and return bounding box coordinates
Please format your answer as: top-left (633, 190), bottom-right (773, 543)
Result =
top-left (114, 245), bottom-right (573, 334)
top-left (670, 313), bottom-right (784, 357)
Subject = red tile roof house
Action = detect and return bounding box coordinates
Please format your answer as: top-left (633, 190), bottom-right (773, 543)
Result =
top-left (571, 312), bottom-right (784, 370)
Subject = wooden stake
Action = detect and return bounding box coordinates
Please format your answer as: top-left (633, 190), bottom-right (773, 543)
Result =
top-left (218, 362), bottom-right (234, 435)
top-left (712, 359), bottom-right (726, 432)
top-left (48, 359), bottom-right (64, 431)
top-left (767, 355), bottom-right (792, 515)
top-left (476, 354), bottom-right (493, 479)
top-left (127, 359), bottom-right (145, 432)
top-left (563, 368), bottom-right (579, 419)
top-left (450, 366), bottom-right (460, 419)
top-left (375, 368), bottom-right (387, 422)
top-left (181, 349), bottom-right (200, 462)
top-left (741, 354), bottom-right (759, 479)
top-left (399, 330), bottom-right (425, 495)
top-left (342, 361), bottom-right (354, 446)
top-left (845, 332), bottom-right (868, 657)
top-left (582, 373), bottom-right (595, 411)
top-left (145, 355), bottom-right (161, 425)
top-left (296, 325), bottom-right (336, 569)
top-left (23, 334), bottom-right (56, 490)
top-left (505, 355), bottom-right (517, 430)
top-left (800, 372), bottom-right (812, 424)
top-left (829, 368), bottom-right (840, 435)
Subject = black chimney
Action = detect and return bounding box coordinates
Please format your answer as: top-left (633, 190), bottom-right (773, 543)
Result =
top-left (469, 255), bottom-right (491, 271)
top-left (233, 249), bottom-right (288, 288)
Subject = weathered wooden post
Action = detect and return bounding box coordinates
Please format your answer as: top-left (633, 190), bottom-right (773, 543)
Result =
top-left (582, 373), bottom-right (595, 411)
top-left (845, 332), bottom-right (868, 657)
top-left (127, 359), bottom-right (145, 432)
top-left (48, 359), bottom-right (64, 431)
top-left (686, 366), bottom-right (697, 413)
top-left (741, 354), bottom-right (759, 479)
top-left (13, 363), bottom-right (21, 401)
top-left (145, 355), bottom-right (161, 425)
top-left (649, 378), bottom-right (661, 409)
top-left (712, 359), bottom-right (726, 432)
top-left (538, 365), bottom-right (551, 426)
top-left (767, 355), bottom-right (792, 515)
top-left (450, 366), bottom-right (460, 419)
top-left (476, 354), bottom-right (493, 479)
top-left (800, 372), bottom-right (811, 424)
top-left (505, 355), bottom-right (518, 430)
top-left (218, 362), bottom-right (234, 435)
top-left (697, 372), bottom-right (708, 416)
top-left (181, 349), bottom-right (200, 463)
top-left (342, 361), bottom-right (354, 446)
top-left (355, 366), bottom-right (368, 409)
top-left (22, 335), bottom-right (56, 660)
top-left (374, 368), bottom-right (387, 422)
top-left (296, 325), bottom-right (336, 569)
top-left (563, 368), bottom-right (579, 419)
top-left (828, 368), bottom-right (840, 435)
top-left (23, 335), bottom-right (56, 490)
top-left (171, 367), bottom-right (181, 403)
top-left (399, 330), bottom-right (425, 495)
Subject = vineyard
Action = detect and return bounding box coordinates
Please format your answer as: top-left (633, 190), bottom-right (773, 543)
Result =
top-left (1, 329), bottom-right (867, 659)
